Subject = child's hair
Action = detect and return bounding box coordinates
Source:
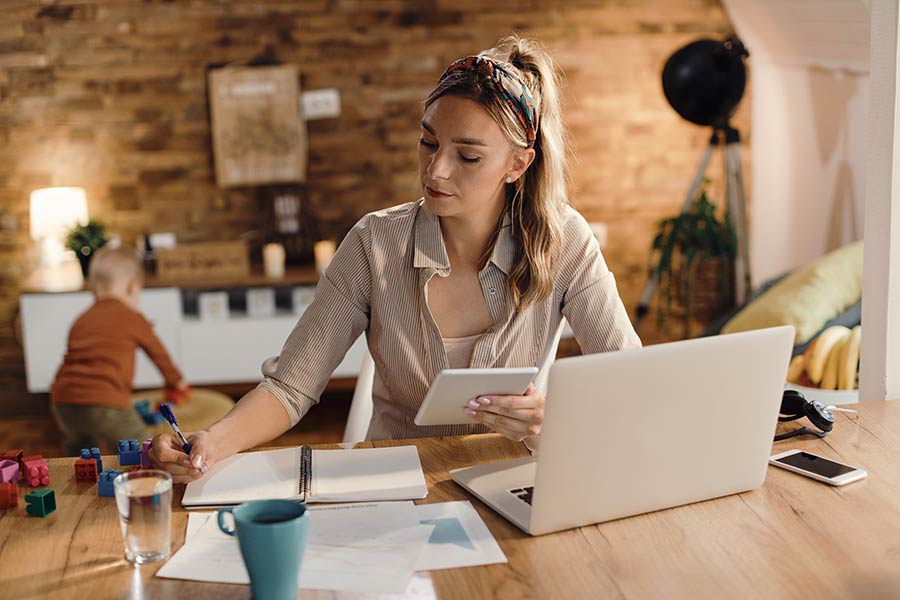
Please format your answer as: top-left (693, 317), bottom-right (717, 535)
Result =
top-left (87, 246), bottom-right (145, 295)
top-left (425, 35), bottom-right (570, 309)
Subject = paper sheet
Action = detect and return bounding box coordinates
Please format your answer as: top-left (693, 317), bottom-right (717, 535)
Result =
top-left (158, 502), bottom-right (432, 593)
top-left (414, 501), bottom-right (507, 571)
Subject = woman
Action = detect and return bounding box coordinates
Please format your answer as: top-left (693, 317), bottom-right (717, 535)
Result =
top-left (151, 36), bottom-right (640, 482)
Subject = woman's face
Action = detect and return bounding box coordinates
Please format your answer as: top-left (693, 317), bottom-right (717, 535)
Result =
top-left (418, 95), bottom-right (533, 221)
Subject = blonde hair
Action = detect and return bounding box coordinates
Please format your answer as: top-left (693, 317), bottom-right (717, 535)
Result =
top-left (87, 246), bottom-right (144, 295)
top-left (425, 35), bottom-right (569, 309)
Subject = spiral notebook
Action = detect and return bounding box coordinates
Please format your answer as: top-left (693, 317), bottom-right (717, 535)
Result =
top-left (181, 445), bottom-right (428, 509)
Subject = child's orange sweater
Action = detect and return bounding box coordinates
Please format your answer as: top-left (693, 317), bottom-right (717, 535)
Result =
top-left (51, 298), bottom-right (183, 410)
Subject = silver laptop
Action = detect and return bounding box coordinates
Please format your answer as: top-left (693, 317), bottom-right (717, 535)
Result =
top-left (450, 326), bottom-right (794, 536)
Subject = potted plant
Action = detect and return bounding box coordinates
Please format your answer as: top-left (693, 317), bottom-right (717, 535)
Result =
top-left (649, 188), bottom-right (737, 335)
top-left (65, 220), bottom-right (110, 277)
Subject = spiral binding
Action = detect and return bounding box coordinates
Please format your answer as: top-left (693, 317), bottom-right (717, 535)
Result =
top-left (299, 445), bottom-right (312, 501)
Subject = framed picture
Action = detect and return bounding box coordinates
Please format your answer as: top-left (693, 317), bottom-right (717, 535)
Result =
top-left (208, 64), bottom-right (307, 187)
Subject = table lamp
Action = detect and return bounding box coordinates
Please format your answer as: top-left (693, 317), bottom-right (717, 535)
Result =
top-left (30, 187), bottom-right (89, 268)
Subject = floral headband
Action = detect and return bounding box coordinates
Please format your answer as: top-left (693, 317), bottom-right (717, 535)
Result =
top-left (439, 55), bottom-right (539, 147)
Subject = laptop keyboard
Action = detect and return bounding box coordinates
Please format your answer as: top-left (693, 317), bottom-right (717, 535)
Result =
top-left (509, 486), bottom-right (534, 506)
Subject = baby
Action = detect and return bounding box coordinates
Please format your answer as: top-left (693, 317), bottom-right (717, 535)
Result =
top-left (50, 245), bottom-right (188, 455)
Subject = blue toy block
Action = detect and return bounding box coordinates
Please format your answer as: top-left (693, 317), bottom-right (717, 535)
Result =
top-left (117, 439), bottom-right (141, 466)
top-left (98, 469), bottom-right (122, 497)
top-left (25, 488), bottom-right (56, 517)
top-left (135, 400), bottom-right (165, 426)
top-left (80, 447), bottom-right (103, 474)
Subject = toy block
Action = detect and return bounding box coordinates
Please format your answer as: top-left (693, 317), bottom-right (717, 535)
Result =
top-left (164, 385), bottom-right (190, 405)
top-left (0, 459), bottom-right (19, 483)
top-left (80, 447), bottom-right (103, 474)
top-left (98, 469), bottom-right (122, 497)
top-left (25, 488), bottom-right (56, 517)
top-left (22, 455), bottom-right (49, 487)
top-left (117, 439), bottom-right (141, 466)
top-left (0, 482), bottom-right (17, 508)
top-left (141, 439), bottom-right (153, 468)
top-left (1, 449), bottom-right (24, 479)
top-left (74, 459), bottom-right (98, 483)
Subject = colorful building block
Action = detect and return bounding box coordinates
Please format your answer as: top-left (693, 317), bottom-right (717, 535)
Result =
top-left (141, 439), bottom-right (153, 468)
top-left (25, 488), bottom-right (56, 517)
top-left (0, 459), bottom-right (19, 483)
top-left (74, 458), bottom-right (98, 482)
top-left (22, 455), bottom-right (49, 487)
top-left (98, 469), bottom-right (122, 497)
top-left (1, 449), bottom-right (24, 480)
top-left (0, 482), bottom-right (17, 508)
top-left (80, 447), bottom-right (103, 474)
top-left (118, 439), bottom-right (141, 466)
top-left (164, 385), bottom-right (191, 405)
top-left (134, 399), bottom-right (164, 426)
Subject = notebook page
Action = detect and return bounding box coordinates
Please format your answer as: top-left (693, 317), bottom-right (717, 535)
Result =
top-left (182, 447), bottom-right (299, 507)
top-left (312, 446), bottom-right (427, 502)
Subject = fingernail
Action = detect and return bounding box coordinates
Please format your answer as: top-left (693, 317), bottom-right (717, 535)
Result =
top-left (467, 399), bottom-right (479, 409)
top-left (191, 455), bottom-right (204, 468)
top-left (465, 409), bottom-right (477, 416)
top-left (478, 396), bottom-right (491, 405)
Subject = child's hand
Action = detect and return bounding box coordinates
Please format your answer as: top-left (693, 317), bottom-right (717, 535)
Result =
top-left (163, 380), bottom-right (191, 404)
top-left (148, 430), bottom-right (216, 483)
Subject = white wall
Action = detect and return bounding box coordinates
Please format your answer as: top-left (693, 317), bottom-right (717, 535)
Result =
top-left (723, 0), bottom-right (870, 286)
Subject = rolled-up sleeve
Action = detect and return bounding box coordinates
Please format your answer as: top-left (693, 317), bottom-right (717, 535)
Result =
top-left (560, 212), bottom-right (642, 354)
top-left (257, 220), bottom-right (372, 426)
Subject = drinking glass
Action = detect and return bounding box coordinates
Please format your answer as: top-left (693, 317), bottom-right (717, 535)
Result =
top-left (113, 470), bottom-right (173, 564)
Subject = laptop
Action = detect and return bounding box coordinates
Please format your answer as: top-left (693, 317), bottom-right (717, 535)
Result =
top-left (449, 326), bottom-right (794, 536)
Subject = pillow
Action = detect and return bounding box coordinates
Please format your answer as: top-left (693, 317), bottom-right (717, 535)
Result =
top-left (720, 241), bottom-right (863, 345)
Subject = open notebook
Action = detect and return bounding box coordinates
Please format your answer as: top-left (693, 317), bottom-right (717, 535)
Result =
top-left (181, 445), bottom-right (428, 509)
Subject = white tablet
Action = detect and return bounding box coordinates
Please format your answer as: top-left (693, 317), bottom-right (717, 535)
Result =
top-left (414, 367), bottom-right (539, 427)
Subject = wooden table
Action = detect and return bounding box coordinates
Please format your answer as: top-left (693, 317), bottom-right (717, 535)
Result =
top-left (2, 402), bottom-right (900, 599)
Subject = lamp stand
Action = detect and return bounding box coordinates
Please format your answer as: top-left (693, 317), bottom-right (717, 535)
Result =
top-left (636, 125), bottom-right (752, 324)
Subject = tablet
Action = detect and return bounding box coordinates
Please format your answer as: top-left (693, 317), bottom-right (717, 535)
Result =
top-left (414, 367), bottom-right (539, 427)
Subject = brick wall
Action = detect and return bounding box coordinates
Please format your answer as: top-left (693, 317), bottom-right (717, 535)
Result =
top-left (0, 0), bottom-right (746, 415)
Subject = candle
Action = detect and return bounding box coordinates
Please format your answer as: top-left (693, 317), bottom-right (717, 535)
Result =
top-left (314, 240), bottom-right (336, 274)
top-left (263, 243), bottom-right (286, 279)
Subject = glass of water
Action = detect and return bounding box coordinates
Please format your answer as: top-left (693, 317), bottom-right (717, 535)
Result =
top-left (113, 470), bottom-right (173, 564)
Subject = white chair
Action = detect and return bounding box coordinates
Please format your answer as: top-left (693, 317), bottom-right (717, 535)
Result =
top-left (342, 319), bottom-right (568, 444)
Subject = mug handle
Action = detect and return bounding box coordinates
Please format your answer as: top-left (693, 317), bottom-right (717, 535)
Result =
top-left (217, 507), bottom-right (236, 536)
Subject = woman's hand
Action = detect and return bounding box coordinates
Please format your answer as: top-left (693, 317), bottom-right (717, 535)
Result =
top-left (148, 430), bottom-right (219, 484)
top-left (465, 384), bottom-right (544, 442)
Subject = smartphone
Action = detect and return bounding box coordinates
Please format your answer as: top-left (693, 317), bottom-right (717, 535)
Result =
top-left (769, 449), bottom-right (867, 486)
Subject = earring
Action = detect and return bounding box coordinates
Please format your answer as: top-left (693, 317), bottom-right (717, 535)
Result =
top-left (505, 176), bottom-right (513, 184)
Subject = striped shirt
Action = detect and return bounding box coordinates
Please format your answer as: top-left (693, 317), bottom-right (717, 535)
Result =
top-left (258, 200), bottom-right (641, 440)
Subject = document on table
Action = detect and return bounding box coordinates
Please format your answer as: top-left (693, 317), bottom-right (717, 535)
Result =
top-left (158, 502), bottom-right (432, 594)
top-left (414, 501), bottom-right (507, 571)
top-left (161, 500), bottom-right (506, 592)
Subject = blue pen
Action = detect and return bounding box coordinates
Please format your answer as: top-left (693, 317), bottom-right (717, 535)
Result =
top-left (159, 403), bottom-right (193, 455)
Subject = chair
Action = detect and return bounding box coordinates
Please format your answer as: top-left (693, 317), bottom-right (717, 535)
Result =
top-left (342, 318), bottom-right (568, 444)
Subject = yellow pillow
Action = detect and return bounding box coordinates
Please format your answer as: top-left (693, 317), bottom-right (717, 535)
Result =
top-left (721, 241), bottom-right (863, 344)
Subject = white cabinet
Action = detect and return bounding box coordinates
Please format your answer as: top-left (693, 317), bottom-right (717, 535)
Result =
top-left (20, 288), bottom-right (182, 393)
top-left (20, 287), bottom-right (364, 393)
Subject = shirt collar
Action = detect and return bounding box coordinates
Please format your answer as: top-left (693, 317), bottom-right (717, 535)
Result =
top-left (413, 200), bottom-right (516, 275)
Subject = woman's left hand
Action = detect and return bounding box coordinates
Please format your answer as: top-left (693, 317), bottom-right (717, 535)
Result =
top-left (465, 384), bottom-right (544, 442)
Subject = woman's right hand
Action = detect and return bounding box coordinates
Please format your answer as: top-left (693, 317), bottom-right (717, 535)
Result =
top-left (148, 430), bottom-right (219, 483)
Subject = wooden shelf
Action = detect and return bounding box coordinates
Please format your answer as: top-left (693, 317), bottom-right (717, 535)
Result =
top-left (22, 260), bottom-right (320, 294)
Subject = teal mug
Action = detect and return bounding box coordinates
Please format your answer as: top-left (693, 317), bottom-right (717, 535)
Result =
top-left (217, 499), bottom-right (309, 600)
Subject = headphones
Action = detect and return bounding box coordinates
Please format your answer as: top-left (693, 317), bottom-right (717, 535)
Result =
top-left (775, 389), bottom-right (834, 441)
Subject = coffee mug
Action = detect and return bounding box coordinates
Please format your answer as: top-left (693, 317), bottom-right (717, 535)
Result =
top-left (218, 499), bottom-right (309, 600)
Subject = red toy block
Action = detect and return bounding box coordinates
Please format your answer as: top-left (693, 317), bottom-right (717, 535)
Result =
top-left (0, 481), bottom-right (17, 508)
top-left (22, 455), bottom-right (50, 487)
top-left (74, 458), bottom-right (98, 482)
top-left (163, 385), bottom-right (191, 405)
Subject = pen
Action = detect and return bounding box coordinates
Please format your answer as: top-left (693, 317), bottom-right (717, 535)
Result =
top-left (159, 402), bottom-right (193, 455)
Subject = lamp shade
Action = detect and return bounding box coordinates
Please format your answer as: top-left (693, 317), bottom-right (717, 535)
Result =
top-left (29, 187), bottom-right (89, 240)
